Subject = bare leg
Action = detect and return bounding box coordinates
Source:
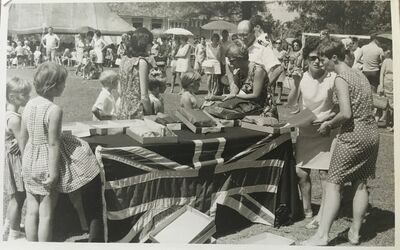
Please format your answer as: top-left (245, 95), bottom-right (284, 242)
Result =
top-left (302, 182), bottom-right (341, 245)
top-left (37, 191), bottom-right (58, 242)
top-left (350, 180), bottom-right (369, 240)
top-left (7, 191), bottom-right (26, 231)
top-left (25, 192), bottom-right (39, 241)
top-left (296, 167), bottom-right (312, 217)
top-left (170, 73), bottom-right (176, 93)
top-left (69, 190), bottom-right (89, 231)
top-left (207, 74), bottom-right (213, 97)
top-left (316, 170), bottom-right (328, 221)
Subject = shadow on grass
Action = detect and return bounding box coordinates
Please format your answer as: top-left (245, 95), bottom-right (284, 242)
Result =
top-left (329, 207), bottom-right (394, 245)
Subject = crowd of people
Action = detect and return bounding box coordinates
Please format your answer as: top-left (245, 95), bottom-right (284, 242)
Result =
top-left (3, 14), bottom-right (392, 245)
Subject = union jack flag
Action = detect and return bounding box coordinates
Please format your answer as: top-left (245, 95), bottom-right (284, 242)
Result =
top-left (95, 133), bottom-right (302, 242)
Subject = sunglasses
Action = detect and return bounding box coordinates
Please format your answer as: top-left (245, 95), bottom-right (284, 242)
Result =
top-left (308, 55), bottom-right (321, 62)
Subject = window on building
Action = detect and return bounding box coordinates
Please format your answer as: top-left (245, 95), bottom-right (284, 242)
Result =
top-left (132, 17), bottom-right (143, 29)
top-left (152, 18), bottom-right (163, 30)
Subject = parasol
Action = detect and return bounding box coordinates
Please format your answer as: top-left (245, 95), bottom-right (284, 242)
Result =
top-left (201, 20), bottom-right (237, 32)
top-left (164, 28), bottom-right (193, 36)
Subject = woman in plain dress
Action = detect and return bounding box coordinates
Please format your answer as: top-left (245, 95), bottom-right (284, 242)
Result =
top-left (92, 30), bottom-right (106, 72)
top-left (287, 39), bottom-right (338, 229)
top-left (173, 36), bottom-right (192, 94)
top-left (75, 34), bottom-right (85, 65)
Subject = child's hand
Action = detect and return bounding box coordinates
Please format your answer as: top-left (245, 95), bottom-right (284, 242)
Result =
top-left (42, 174), bottom-right (59, 189)
top-left (9, 139), bottom-right (20, 154)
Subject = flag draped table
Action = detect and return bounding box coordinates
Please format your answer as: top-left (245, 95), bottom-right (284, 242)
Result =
top-left (85, 127), bottom-right (303, 242)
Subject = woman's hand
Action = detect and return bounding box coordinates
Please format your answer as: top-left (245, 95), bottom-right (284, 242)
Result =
top-left (223, 94), bottom-right (236, 101)
top-left (317, 121), bottom-right (331, 136)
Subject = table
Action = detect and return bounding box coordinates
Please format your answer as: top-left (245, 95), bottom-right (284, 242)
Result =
top-left (84, 127), bottom-right (303, 242)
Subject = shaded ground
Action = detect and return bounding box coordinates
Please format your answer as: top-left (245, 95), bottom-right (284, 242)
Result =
top-left (4, 67), bottom-right (395, 245)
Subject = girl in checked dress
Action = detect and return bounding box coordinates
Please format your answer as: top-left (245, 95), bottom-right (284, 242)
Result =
top-left (20, 62), bottom-right (100, 241)
top-left (3, 77), bottom-right (31, 241)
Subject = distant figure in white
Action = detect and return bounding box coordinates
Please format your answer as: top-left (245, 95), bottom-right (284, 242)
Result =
top-left (41, 27), bottom-right (60, 62)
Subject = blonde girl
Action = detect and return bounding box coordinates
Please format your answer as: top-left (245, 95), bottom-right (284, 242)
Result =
top-left (3, 77), bottom-right (31, 240)
top-left (180, 71), bottom-right (201, 109)
top-left (21, 62), bottom-right (100, 241)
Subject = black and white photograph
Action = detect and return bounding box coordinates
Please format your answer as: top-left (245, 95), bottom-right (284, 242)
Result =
top-left (0, 0), bottom-right (397, 247)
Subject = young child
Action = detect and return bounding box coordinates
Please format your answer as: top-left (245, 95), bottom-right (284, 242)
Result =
top-left (105, 47), bottom-right (114, 68)
top-left (180, 71), bottom-right (201, 110)
top-left (23, 40), bottom-right (32, 67)
top-left (61, 48), bottom-right (72, 67)
top-left (7, 40), bottom-right (14, 68)
top-left (15, 41), bottom-right (25, 68)
top-left (92, 70), bottom-right (118, 120)
top-left (3, 77), bottom-right (31, 241)
top-left (20, 62), bottom-right (101, 241)
top-left (33, 46), bottom-right (42, 68)
top-left (148, 71), bottom-right (166, 114)
top-left (76, 50), bottom-right (89, 77)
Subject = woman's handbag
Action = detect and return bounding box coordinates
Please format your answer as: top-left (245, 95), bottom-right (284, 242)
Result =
top-left (372, 94), bottom-right (388, 109)
top-left (115, 57), bottom-right (122, 66)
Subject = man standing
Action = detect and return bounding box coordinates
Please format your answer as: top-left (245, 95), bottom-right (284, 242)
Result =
top-left (41, 27), bottom-right (60, 62)
top-left (355, 35), bottom-right (384, 93)
top-left (233, 17), bottom-right (284, 117)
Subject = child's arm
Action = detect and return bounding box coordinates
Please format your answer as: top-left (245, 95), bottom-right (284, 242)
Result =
top-left (43, 106), bottom-right (62, 188)
top-left (8, 115), bottom-right (23, 154)
top-left (379, 60), bottom-right (386, 93)
top-left (92, 107), bottom-right (112, 120)
top-left (139, 59), bottom-right (152, 115)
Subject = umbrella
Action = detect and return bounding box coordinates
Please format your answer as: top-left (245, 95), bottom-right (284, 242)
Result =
top-left (164, 28), bottom-right (193, 36)
top-left (201, 20), bottom-right (237, 32)
top-left (377, 33), bottom-right (392, 40)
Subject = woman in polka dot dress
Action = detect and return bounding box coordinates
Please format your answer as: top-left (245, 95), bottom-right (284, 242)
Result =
top-left (302, 41), bottom-right (379, 246)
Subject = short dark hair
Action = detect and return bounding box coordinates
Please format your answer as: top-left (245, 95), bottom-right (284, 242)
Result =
top-left (95, 30), bottom-right (102, 37)
top-left (222, 30), bottom-right (229, 36)
top-left (292, 39), bottom-right (302, 49)
top-left (318, 40), bottom-right (346, 61)
top-left (302, 37), bottom-right (320, 59)
top-left (249, 15), bottom-right (265, 32)
top-left (211, 33), bottom-right (220, 42)
top-left (127, 27), bottom-right (153, 57)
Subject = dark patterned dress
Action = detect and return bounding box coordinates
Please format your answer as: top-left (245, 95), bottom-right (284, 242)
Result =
top-left (234, 61), bottom-right (277, 118)
top-left (327, 69), bottom-right (379, 184)
top-left (116, 56), bottom-right (149, 120)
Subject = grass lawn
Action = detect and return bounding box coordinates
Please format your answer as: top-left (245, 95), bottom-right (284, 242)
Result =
top-left (4, 67), bottom-right (395, 245)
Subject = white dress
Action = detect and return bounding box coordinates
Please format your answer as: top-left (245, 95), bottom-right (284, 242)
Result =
top-left (296, 71), bottom-right (338, 170)
top-left (93, 38), bottom-right (105, 64)
top-left (175, 43), bottom-right (191, 73)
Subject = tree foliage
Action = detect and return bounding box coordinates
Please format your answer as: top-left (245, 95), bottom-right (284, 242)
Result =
top-left (283, 0), bottom-right (391, 35)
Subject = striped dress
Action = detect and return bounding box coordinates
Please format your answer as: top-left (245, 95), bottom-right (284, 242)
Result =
top-left (22, 96), bottom-right (99, 195)
top-left (4, 111), bottom-right (25, 195)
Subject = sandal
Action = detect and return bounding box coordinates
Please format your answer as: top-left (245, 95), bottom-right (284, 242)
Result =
top-left (338, 228), bottom-right (360, 245)
top-left (305, 218), bottom-right (319, 229)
